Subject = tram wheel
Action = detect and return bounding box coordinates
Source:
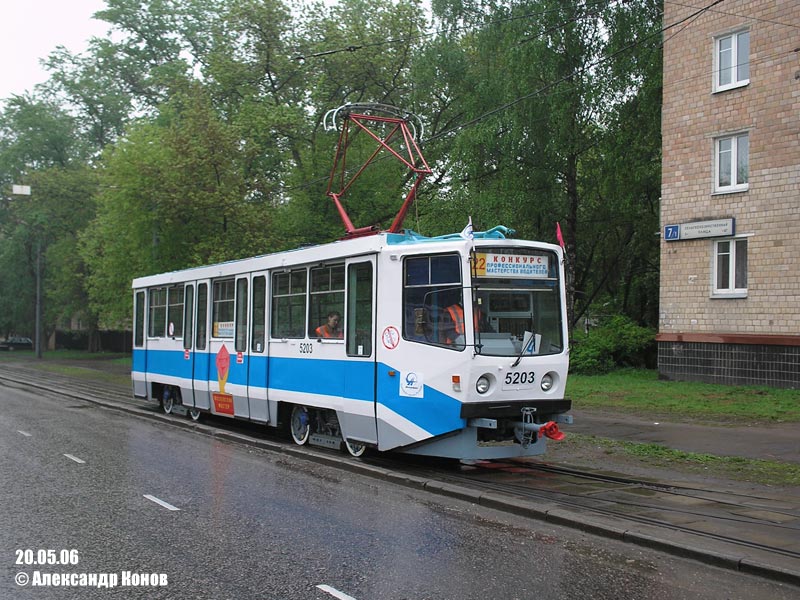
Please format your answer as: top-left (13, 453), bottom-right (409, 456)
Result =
top-left (161, 389), bottom-right (175, 415)
top-left (188, 407), bottom-right (202, 422)
top-left (344, 439), bottom-right (367, 458)
top-left (290, 405), bottom-right (311, 445)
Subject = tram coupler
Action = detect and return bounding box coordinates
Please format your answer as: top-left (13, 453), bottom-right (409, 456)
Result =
top-left (514, 407), bottom-right (565, 447)
top-left (513, 420), bottom-right (565, 440)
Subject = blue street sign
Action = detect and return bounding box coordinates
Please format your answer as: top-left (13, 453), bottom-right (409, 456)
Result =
top-left (664, 225), bottom-right (680, 241)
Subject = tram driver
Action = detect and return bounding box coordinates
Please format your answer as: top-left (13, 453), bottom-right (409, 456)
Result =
top-left (315, 311), bottom-right (343, 339)
top-left (442, 300), bottom-right (492, 346)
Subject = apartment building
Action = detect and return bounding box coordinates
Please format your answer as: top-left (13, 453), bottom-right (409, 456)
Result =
top-left (658, 0), bottom-right (800, 387)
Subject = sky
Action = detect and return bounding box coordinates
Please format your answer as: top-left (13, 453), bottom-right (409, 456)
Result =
top-left (1, 0), bottom-right (109, 100)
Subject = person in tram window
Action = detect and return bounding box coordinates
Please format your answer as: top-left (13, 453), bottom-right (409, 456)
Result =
top-left (443, 301), bottom-right (491, 345)
top-left (315, 311), bottom-right (343, 339)
top-left (442, 301), bottom-right (470, 346)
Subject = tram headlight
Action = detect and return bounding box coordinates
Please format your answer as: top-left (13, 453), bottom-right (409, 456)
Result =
top-left (541, 372), bottom-right (554, 392)
top-left (476, 376), bottom-right (491, 394)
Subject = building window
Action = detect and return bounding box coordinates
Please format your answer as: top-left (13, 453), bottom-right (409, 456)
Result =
top-left (715, 133), bottom-right (748, 193)
top-left (714, 30), bottom-right (749, 92)
top-left (713, 238), bottom-right (747, 296)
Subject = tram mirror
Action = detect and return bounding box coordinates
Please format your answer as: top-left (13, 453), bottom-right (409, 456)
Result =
top-left (414, 308), bottom-right (427, 335)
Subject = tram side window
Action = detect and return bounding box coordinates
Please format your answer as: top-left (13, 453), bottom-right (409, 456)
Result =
top-left (148, 288), bottom-right (167, 337)
top-left (309, 264), bottom-right (345, 339)
top-left (347, 262), bottom-right (373, 356)
top-left (196, 283), bottom-right (208, 350)
top-left (134, 291), bottom-right (145, 347)
top-left (251, 276), bottom-right (266, 353)
top-left (212, 279), bottom-right (235, 338)
top-left (183, 285), bottom-right (194, 350)
top-left (167, 285), bottom-right (184, 338)
top-left (235, 278), bottom-right (248, 352)
top-left (271, 269), bottom-right (307, 338)
top-left (403, 254), bottom-right (464, 350)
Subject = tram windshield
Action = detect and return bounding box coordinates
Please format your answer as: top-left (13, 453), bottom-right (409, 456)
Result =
top-left (401, 247), bottom-right (564, 355)
top-left (471, 247), bottom-right (564, 357)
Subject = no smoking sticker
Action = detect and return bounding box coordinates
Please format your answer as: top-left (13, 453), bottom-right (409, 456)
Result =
top-left (382, 326), bottom-right (400, 349)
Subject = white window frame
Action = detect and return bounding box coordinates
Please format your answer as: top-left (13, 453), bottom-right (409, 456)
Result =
top-left (711, 237), bottom-right (748, 298)
top-left (713, 29), bottom-right (749, 92)
top-left (714, 132), bottom-right (749, 193)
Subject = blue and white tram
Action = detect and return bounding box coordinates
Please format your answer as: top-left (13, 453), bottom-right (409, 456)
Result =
top-left (131, 226), bottom-right (572, 459)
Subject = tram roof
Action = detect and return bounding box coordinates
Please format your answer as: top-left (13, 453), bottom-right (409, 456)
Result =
top-left (132, 226), bottom-right (561, 288)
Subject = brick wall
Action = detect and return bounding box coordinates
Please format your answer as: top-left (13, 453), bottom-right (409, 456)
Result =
top-left (660, 0), bottom-right (800, 338)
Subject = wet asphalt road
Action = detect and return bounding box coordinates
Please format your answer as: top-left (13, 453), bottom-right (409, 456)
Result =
top-left (2, 385), bottom-right (797, 600)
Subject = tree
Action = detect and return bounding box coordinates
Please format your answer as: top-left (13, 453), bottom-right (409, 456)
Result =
top-left (81, 85), bottom-right (279, 322)
top-left (282, 0), bottom-right (432, 242)
top-left (0, 96), bottom-right (97, 346)
top-left (423, 0), bottom-right (663, 328)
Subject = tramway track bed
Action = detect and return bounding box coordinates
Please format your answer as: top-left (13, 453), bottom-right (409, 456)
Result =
top-left (365, 454), bottom-right (800, 562)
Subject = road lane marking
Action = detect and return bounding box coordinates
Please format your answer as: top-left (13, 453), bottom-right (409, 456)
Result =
top-left (17, 431), bottom-right (32, 437)
top-left (316, 585), bottom-right (357, 600)
top-left (64, 454), bottom-right (86, 464)
top-left (143, 494), bottom-right (180, 511)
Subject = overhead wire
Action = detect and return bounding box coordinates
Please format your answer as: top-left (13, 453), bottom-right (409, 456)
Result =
top-left (290, 0), bottom-right (620, 62)
top-left (424, 0), bottom-right (726, 143)
top-left (282, 0), bottom-right (727, 195)
top-left (663, 0), bottom-right (800, 30)
top-left (282, 0), bottom-right (629, 193)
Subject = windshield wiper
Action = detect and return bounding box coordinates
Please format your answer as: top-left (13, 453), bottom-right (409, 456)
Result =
top-left (510, 330), bottom-right (535, 368)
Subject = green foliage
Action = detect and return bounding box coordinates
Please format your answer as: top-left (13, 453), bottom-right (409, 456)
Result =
top-left (423, 0), bottom-right (663, 328)
top-left (80, 85), bottom-right (282, 323)
top-left (569, 315), bottom-right (655, 374)
top-left (1, 0), bottom-right (665, 341)
top-left (0, 93), bottom-right (97, 341)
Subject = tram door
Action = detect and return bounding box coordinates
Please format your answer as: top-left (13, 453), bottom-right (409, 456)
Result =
top-left (181, 282), bottom-right (196, 408)
top-left (341, 257), bottom-right (378, 445)
top-left (207, 276), bottom-right (251, 418)
top-left (192, 280), bottom-right (211, 411)
top-left (247, 273), bottom-right (269, 423)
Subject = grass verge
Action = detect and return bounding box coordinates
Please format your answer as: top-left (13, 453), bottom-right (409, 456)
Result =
top-left (567, 368), bottom-right (800, 424)
top-left (557, 433), bottom-right (800, 487)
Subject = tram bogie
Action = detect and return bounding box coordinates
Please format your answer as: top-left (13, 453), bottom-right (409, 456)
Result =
top-left (132, 227), bottom-right (571, 460)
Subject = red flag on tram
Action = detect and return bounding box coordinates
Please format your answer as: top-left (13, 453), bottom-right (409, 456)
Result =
top-left (556, 222), bottom-right (565, 249)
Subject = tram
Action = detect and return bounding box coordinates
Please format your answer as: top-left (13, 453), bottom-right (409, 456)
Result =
top-left (131, 105), bottom-right (572, 459)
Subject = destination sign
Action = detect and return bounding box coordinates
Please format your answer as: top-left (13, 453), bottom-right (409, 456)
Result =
top-left (474, 253), bottom-right (549, 279)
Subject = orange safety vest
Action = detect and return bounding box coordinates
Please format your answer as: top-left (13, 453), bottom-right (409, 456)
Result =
top-left (316, 325), bottom-right (332, 338)
top-left (315, 324), bottom-right (342, 338)
top-left (446, 305), bottom-right (466, 335)
top-left (445, 305), bottom-right (481, 343)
